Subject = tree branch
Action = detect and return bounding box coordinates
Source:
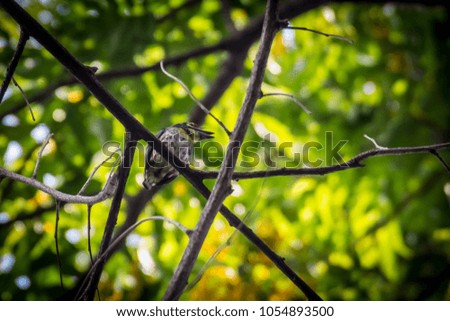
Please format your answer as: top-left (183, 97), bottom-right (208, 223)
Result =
top-left (54, 201), bottom-right (64, 289)
top-left (285, 26), bottom-right (353, 44)
top-left (0, 166), bottom-right (117, 205)
top-left (160, 61), bottom-right (232, 136)
top-left (77, 147), bottom-right (121, 195)
top-left (75, 215), bottom-right (193, 301)
top-left (261, 92), bottom-right (312, 115)
top-left (78, 133), bottom-right (137, 300)
top-left (430, 149), bottom-right (450, 173)
top-left (11, 76), bottom-right (35, 120)
top-left (163, 0), bottom-right (292, 301)
top-left (195, 142), bottom-right (450, 180)
top-left (0, 27), bottom-right (29, 104)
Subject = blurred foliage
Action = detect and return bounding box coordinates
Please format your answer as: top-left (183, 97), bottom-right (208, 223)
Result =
top-left (1, 0), bottom-right (449, 300)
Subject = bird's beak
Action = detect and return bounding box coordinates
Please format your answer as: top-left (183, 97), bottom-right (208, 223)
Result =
top-left (196, 128), bottom-right (214, 140)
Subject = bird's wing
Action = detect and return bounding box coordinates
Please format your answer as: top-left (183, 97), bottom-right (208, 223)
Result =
top-left (145, 129), bottom-right (165, 165)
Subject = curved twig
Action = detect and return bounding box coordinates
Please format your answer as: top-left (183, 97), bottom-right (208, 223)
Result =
top-left (75, 215), bottom-right (192, 300)
top-left (160, 61), bottom-right (232, 136)
top-left (261, 92), bottom-right (312, 115)
top-left (0, 166), bottom-right (117, 205)
top-left (77, 147), bottom-right (121, 195)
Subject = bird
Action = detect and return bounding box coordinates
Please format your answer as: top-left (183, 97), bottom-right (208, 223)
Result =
top-left (143, 122), bottom-right (214, 189)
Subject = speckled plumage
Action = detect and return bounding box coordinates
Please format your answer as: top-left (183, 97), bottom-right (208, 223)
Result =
top-left (143, 122), bottom-right (213, 189)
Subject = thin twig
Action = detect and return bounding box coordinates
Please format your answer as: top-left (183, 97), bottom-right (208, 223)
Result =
top-left (364, 134), bottom-right (387, 150)
top-left (430, 149), bottom-right (450, 172)
top-left (160, 61), bottom-right (232, 137)
top-left (0, 27), bottom-right (29, 104)
top-left (12, 77), bottom-right (35, 121)
top-left (32, 133), bottom-right (53, 179)
top-left (77, 147), bottom-right (121, 195)
top-left (108, 186), bottom-right (163, 255)
top-left (55, 201), bottom-right (64, 289)
top-left (261, 92), bottom-right (312, 114)
top-left (75, 216), bottom-right (192, 300)
top-left (285, 26), bottom-right (353, 44)
top-left (120, 217), bottom-right (192, 239)
top-left (87, 205), bottom-right (94, 264)
top-left (86, 204), bottom-right (101, 300)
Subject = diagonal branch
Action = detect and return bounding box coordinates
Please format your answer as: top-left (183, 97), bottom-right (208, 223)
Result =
top-left (0, 27), bottom-right (29, 104)
top-left (98, 43), bottom-right (248, 275)
top-left (429, 149), bottom-right (450, 172)
top-left (261, 92), bottom-right (312, 115)
top-left (77, 133), bottom-right (137, 301)
top-left (11, 76), bottom-right (35, 120)
top-left (74, 215), bottom-right (193, 301)
top-left (163, 0), bottom-right (292, 301)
